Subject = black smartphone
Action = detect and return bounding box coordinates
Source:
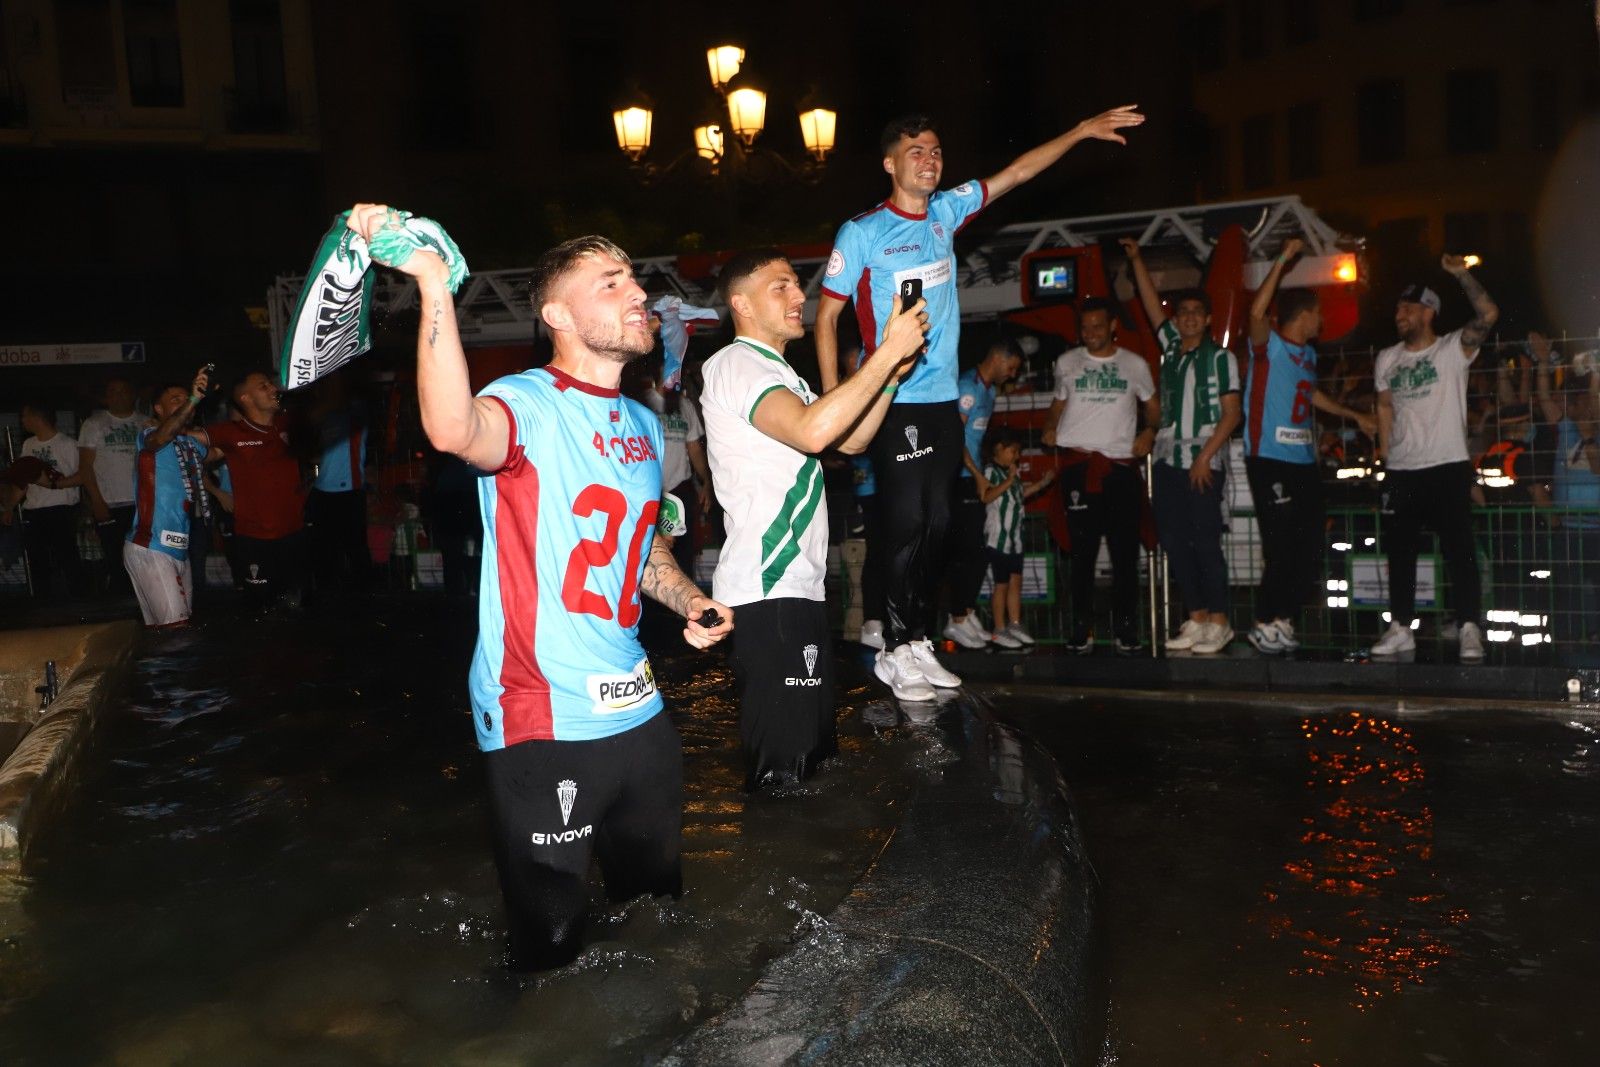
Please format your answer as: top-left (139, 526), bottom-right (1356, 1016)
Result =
top-left (696, 608), bottom-right (723, 629)
top-left (899, 277), bottom-right (923, 308)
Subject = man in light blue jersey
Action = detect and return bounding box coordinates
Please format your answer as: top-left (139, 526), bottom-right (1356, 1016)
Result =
top-left (815, 105), bottom-right (1144, 697)
top-left (345, 205), bottom-right (733, 972)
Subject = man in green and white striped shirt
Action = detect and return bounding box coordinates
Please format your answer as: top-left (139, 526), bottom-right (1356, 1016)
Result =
top-left (1121, 238), bottom-right (1242, 655)
top-left (700, 248), bottom-right (928, 787)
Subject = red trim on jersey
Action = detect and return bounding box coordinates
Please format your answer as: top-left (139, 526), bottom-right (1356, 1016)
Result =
top-left (485, 395), bottom-right (521, 474)
top-left (494, 456), bottom-right (554, 744)
top-left (1246, 341), bottom-right (1269, 455)
top-left (347, 427), bottom-right (364, 490)
top-left (855, 267), bottom-right (878, 356)
top-left (132, 444), bottom-right (157, 548)
top-left (884, 199), bottom-right (927, 221)
top-left (543, 365), bottom-right (620, 398)
top-left (954, 179), bottom-right (990, 235)
top-left (819, 286), bottom-right (849, 302)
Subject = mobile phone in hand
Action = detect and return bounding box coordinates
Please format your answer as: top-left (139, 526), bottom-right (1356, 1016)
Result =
top-left (695, 608), bottom-right (723, 629)
top-left (899, 277), bottom-right (923, 309)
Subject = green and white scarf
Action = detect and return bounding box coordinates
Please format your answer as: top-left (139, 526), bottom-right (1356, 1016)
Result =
top-left (279, 209), bottom-right (468, 390)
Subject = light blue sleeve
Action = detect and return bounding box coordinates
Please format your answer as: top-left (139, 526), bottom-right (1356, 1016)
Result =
top-left (820, 218), bottom-right (868, 302)
top-left (479, 376), bottom-right (545, 475)
top-left (931, 179), bottom-right (988, 232)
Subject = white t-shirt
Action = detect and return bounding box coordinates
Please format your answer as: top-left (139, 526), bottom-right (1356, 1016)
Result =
top-left (1375, 328), bottom-right (1476, 471)
top-left (22, 432), bottom-right (81, 510)
top-left (1052, 346), bottom-right (1155, 459)
top-left (642, 387), bottom-right (704, 492)
top-left (700, 337), bottom-right (828, 605)
top-left (78, 409), bottom-right (148, 506)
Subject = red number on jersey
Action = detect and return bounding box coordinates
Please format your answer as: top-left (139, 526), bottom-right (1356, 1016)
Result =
top-left (560, 484), bottom-right (658, 625)
top-left (1291, 379), bottom-right (1314, 423)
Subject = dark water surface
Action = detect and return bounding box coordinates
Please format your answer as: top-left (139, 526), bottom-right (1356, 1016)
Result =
top-left (0, 600), bottom-right (925, 1065)
top-left (984, 685), bottom-right (1600, 1067)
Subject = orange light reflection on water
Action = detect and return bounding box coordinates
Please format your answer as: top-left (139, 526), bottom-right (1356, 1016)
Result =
top-left (1255, 710), bottom-right (1463, 1013)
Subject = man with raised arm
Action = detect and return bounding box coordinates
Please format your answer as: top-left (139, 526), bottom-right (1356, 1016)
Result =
top-left (344, 205), bottom-right (732, 973)
top-left (814, 105), bottom-right (1143, 697)
top-left (1369, 258), bottom-right (1499, 660)
top-left (1244, 237), bottom-right (1374, 654)
top-left (700, 249), bottom-right (926, 771)
top-left (1121, 237), bottom-right (1241, 655)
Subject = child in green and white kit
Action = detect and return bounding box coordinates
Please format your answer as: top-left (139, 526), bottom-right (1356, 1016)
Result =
top-left (979, 429), bottom-right (1055, 649)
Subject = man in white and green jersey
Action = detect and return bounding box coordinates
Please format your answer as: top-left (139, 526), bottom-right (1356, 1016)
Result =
top-left (1122, 238), bottom-right (1242, 655)
top-left (700, 248), bottom-right (928, 788)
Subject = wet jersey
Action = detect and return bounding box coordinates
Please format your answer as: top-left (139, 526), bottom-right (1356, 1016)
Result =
top-left (821, 180), bottom-right (988, 404)
top-left (313, 412), bottom-right (366, 492)
top-left (128, 428), bottom-right (198, 560)
top-left (956, 366), bottom-right (995, 477)
top-left (1244, 330), bottom-right (1318, 465)
top-left (700, 337), bottom-right (828, 605)
top-left (470, 366), bottom-right (666, 751)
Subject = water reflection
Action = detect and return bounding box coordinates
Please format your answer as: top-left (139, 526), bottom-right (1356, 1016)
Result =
top-left (1257, 709), bottom-right (1462, 1009)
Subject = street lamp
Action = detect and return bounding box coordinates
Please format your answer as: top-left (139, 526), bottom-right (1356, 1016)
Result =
top-left (612, 44), bottom-right (835, 183)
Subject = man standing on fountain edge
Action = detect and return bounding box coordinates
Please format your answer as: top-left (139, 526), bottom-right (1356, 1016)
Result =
top-left (345, 205), bottom-right (733, 973)
top-left (814, 104), bottom-right (1144, 700)
top-left (700, 248), bottom-right (926, 780)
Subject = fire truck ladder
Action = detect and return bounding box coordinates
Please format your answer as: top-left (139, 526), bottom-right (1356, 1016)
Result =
top-left (267, 195), bottom-right (1357, 359)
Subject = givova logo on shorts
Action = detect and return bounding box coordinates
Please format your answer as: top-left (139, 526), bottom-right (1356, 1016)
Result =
top-left (786, 643), bottom-right (822, 687)
top-left (897, 424), bottom-right (933, 462)
top-left (532, 778), bottom-right (593, 846)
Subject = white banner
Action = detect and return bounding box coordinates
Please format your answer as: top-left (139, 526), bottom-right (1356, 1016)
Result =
top-left (0, 342), bottom-right (145, 368)
top-left (1350, 555), bottom-right (1437, 608)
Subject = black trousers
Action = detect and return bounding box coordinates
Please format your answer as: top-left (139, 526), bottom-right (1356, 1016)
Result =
top-left (726, 597), bottom-right (837, 790)
top-left (1384, 461), bottom-right (1481, 626)
top-left (94, 504), bottom-right (136, 595)
top-left (232, 530), bottom-right (307, 607)
top-left (309, 488), bottom-right (371, 595)
top-left (946, 476), bottom-right (988, 616)
top-left (1059, 459), bottom-right (1144, 640)
top-left (1245, 456), bottom-right (1325, 625)
top-left (22, 504), bottom-right (81, 598)
top-left (867, 401), bottom-right (963, 646)
top-left (483, 712), bottom-right (683, 972)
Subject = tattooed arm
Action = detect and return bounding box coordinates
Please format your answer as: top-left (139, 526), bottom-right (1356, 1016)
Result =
top-left (1442, 254), bottom-right (1499, 357)
top-left (640, 536), bottom-right (734, 649)
top-left (345, 204), bottom-right (508, 470)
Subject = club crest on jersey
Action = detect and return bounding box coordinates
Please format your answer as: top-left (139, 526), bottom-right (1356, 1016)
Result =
top-left (896, 423), bottom-right (933, 462)
top-left (586, 657), bottom-right (658, 715)
top-left (825, 249), bottom-right (845, 278)
top-left (557, 779), bottom-right (577, 826)
top-left (953, 182), bottom-right (975, 197)
top-left (1068, 490), bottom-right (1087, 511)
top-left (932, 222), bottom-right (945, 240)
top-left (610, 409), bottom-right (620, 422)
top-left (804, 644), bottom-right (818, 677)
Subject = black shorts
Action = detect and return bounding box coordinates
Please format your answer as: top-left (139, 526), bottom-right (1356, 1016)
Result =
top-left (726, 597), bottom-right (837, 790)
top-left (483, 710), bottom-right (683, 972)
top-left (987, 547), bottom-right (1025, 584)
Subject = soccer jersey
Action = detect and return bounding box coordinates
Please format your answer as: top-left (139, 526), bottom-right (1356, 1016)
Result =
top-left (821, 180), bottom-right (988, 404)
top-left (207, 415), bottom-right (305, 538)
top-left (1153, 320), bottom-right (1240, 470)
top-left (982, 462), bottom-right (1025, 554)
top-left (1244, 330), bottom-right (1318, 465)
top-left (1051, 347), bottom-right (1155, 459)
top-left (313, 411), bottom-right (367, 492)
top-left (128, 428), bottom-right (201, 560)
top-left (1375, 328), bottom-right (1475, 471)
top-left (79, 410), bottom-right (148, 506)
top-left (470, 366), bottom-right (666, 751)
top-left (700, 337), bottom-right (828, 605)
top-left (21, 432), bottom-right (80, 510)
top-left (956, 366), bottom-right (995, 477)
top-left (642, 387), bottom-right (704, 490)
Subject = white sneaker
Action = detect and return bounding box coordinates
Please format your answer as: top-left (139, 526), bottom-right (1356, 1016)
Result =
top-left (1191, 621), bottom-right (1234, 654)
top-left (874, 644), bottom-right (936, 701)
top-left (1273, 618), bottom-right (1301, 651)
top-left (1247, 621), bottom-right (1284, 653)
top-left (859, 619), bottom-right (884, 650)
top-left (942, 615), bottom-right (988, 650)
top-left (1371, 620), bottom-right (1415, 656)
top-left (907, 638), bottom-right (962, 688)
top-left (990, 629), bottom-right (1023, 650)
top-left (1167, 618), bottom-right (1205, 650)
top-left (1005, 622), bottom-right (1036, 646)
top-left (1458, 621), bottom-right (1485, 662)
top-left (963, 614), bottom-right (994, 645)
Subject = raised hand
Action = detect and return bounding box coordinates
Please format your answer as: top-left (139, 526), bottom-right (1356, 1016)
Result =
top-left (1441, 253), bottom-right (1472, 275)
top-left (191, 364), bottom-right (211, 400)
top-left (346, 203), bottom-right (448, 285)
top-left (1279, 236), bottom-right (1305, 262)
top-left (1117, 236), bottom-right (1142, 260)
top-left (1075, 105), bottom-right (1145, 145)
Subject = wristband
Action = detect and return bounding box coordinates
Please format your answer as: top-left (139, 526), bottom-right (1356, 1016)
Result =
top-left (883, 381), bottom-right (898, 396)
top-left (189, 393), bottom-right (202, 405)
